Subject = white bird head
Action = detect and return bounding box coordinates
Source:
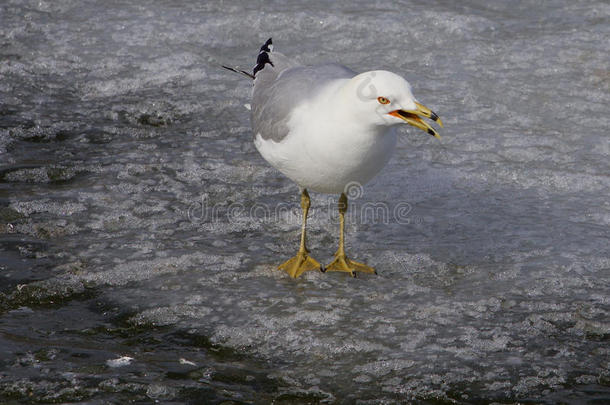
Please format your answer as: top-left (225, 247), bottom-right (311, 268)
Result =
top-left (345, 70), bottom-right (443, 138)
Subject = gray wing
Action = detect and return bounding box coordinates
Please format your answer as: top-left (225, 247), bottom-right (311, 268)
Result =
top-left (251, 53), bottom-right (356, 142)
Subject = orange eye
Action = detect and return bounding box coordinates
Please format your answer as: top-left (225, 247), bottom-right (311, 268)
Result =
top-left (377, 96), bottom-right (390, 105)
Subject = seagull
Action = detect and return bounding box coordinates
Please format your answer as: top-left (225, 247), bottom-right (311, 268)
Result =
top-left (223, 38), bottom-right (442, 278)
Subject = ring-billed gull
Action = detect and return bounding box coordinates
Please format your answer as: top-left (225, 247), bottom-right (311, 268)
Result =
top-left (224, 38), bottom-right (442, 278)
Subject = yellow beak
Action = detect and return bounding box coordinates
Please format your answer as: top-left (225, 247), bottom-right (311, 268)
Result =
top-left (388, 101), bottom-right (443, 139)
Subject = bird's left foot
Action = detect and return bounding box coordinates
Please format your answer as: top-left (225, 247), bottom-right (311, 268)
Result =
top-left (324, 253), bottom-right (376, 277)
top-left (278, 249), bottom-right (321, 278)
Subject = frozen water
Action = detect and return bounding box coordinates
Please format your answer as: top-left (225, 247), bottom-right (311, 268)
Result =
top-left (1, 0), bottom-right (609, 403)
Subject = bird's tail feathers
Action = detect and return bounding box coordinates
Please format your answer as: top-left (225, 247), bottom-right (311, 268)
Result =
top-left (221, 65), bottom-right (255, 79)
top-left (220, 38), bottom-right (274, 80)
top-left (252, 38), bottom-right (273, 78)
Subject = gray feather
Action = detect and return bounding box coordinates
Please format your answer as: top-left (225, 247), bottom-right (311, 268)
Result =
top-left (251, 52), bottom-right (356, 142)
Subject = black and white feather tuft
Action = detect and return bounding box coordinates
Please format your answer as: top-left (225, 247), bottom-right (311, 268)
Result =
top-left (221, 38), bottom-right (274, 80)
top-left (252, 38), bottom-right (274, 77)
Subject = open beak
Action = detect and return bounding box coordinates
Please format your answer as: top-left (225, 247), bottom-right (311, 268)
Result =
top-left (388, 101), bottom-right (443, 139)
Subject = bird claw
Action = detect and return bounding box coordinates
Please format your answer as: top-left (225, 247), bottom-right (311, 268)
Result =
top-left (325, 254), bottom-right (376, 276)
top-left (278, 250), bottom-right (321, 278)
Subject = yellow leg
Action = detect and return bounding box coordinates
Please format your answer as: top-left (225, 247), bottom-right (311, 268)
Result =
top-left (278, 189), bottom-right (321, 278)
top-left (325, 193), bottom-right (376, 277)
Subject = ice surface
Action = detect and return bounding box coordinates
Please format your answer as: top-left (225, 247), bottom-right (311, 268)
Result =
top-left (1, 0), bottom-right (609, 403)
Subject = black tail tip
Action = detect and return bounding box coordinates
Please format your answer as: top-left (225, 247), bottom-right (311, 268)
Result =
top-left (253, 38), bottom-right (274, 77)
top-left (260, 38), bottom-right (273, 52)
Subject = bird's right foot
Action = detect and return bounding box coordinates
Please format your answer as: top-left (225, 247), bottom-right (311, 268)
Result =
top-left (278, 249), bottom-right (321, 278)
top-left (325, 252), bottom-right (376, 277)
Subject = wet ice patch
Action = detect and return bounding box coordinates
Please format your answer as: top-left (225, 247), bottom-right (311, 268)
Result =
top-left (10, 199), bottom-right (86, 217)
top-left (1, 0), bottom-right (609, 403)
top-left (3, 166), bottom-right (80, 183)
top-left (129, 305), bottom-right (213, 327)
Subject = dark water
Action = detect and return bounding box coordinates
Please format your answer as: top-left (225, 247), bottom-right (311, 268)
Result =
top-left (1, 0), bottom-right (609, 403)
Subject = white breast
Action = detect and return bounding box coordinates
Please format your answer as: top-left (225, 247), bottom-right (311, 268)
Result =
top-left (254, 90), bottom-right (397, 194)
